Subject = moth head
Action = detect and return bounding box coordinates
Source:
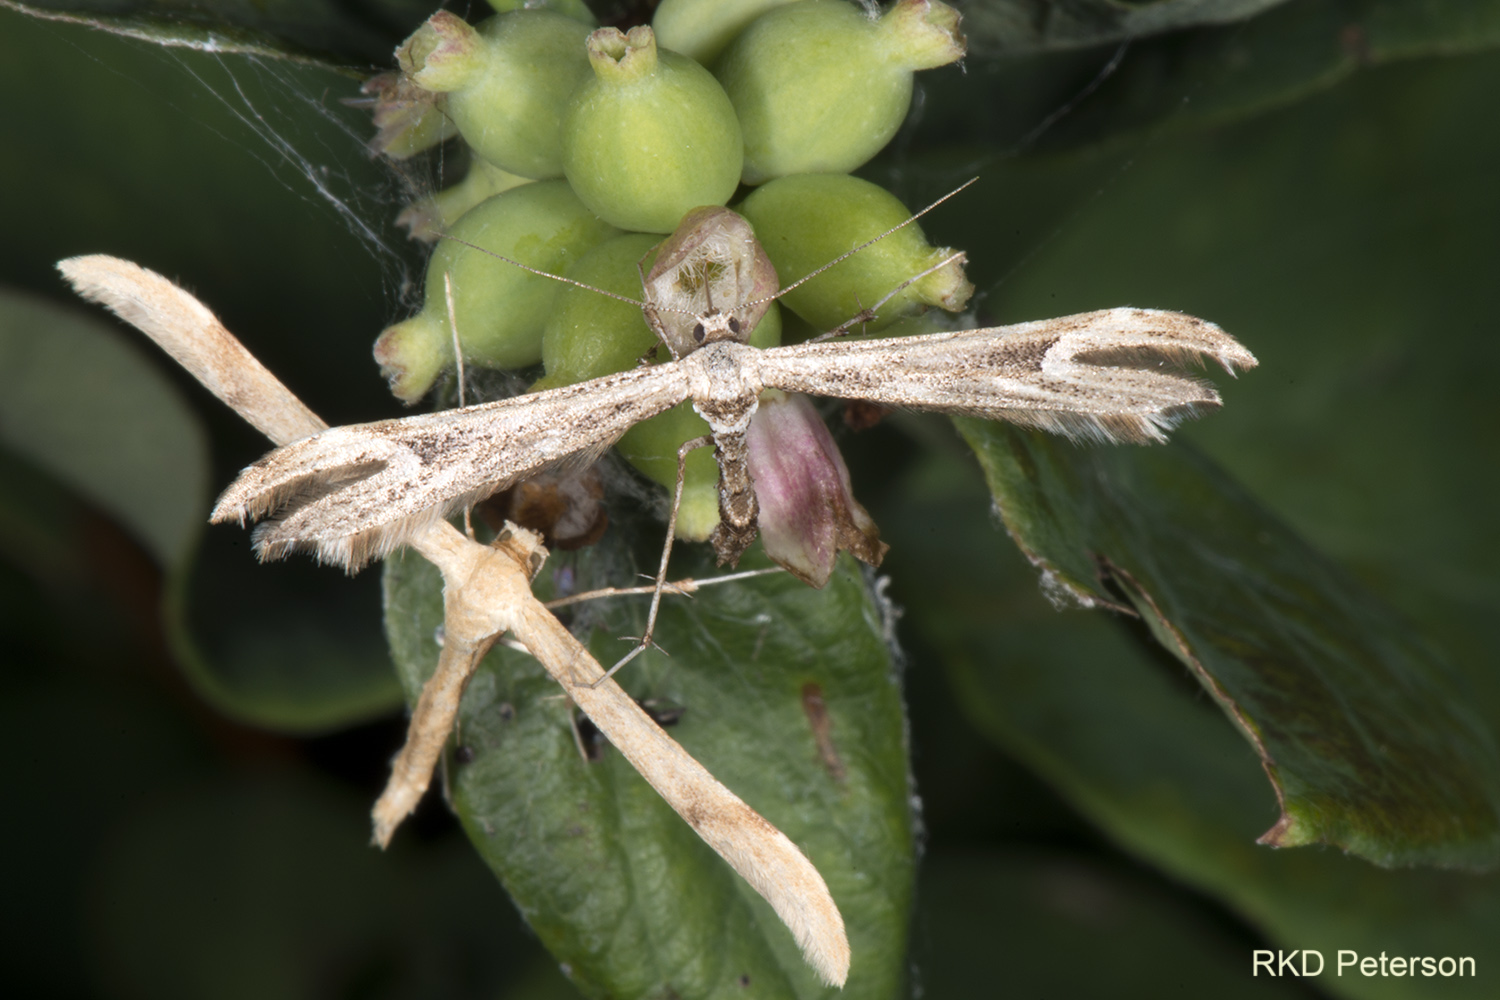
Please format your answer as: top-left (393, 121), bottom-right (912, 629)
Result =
top-left (644, 206), bottom-right (779, 357)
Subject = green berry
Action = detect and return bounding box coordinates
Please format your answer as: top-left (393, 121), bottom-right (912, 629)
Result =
top-left (538, 233), bottom-right (666, 388)
top-left (562, 26), bottom-right (743, 233)
top-left (396, 11), bottom-right (593, 179)
top-left (536, 230), bottom-right (782, 540)
top-left (619, 404), bottom-right (723, 541)
top-left (716, 0), bottom-right (966, 183)
top-left (396, 158), bottom-right (532, 242)
top-left (483, 0), bottom-right (597, 25)
top-left (651, 0), bottom-right (798, 65)
top-left (374, 180), bottom-right (618, 403)
top-left (738, 172), bottom-right (972, 333)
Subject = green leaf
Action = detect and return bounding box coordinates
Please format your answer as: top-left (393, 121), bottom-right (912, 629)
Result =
top-left (863, 30), bottom-right (1500, 997)
top-left (0, 287), bottom-right (208, 567)
top-left (0, 286), bottom-right (401, 732)
top-left (2, 0), bottom-right (435, 66)
top-left (879, 449), bottom-right (1500, 999)
top-left (914, 850), bottom-right (1310, 999)
top-left (962, 0), bottom-right (1294, 54)
top-left (162, 556), bottom-right (404, 732)
top-left (383, 538), bottom-right (914, 999)
top-left (1050, 0), bottom-right (1500, 137)
top-left (961, 421), bottom-right (1500, 869)
top-left (916, 1), bottom-right (1500, 169)
top-left (90, 771), bottom-right (564, 1000)
top-left (0, 11), bottom-right (415, 732)
top-left (907, 33), bottom-right (1500, 864)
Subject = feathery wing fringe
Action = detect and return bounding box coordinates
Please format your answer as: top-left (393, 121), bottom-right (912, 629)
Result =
top-left (757, 307), bottom-right (1257, 445)
top-left (212, 367), bottom-right (691, 572)
top-left (210, 307), bottom-right (1253, 571)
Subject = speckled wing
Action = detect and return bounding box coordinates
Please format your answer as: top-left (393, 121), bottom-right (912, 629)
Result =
top-left (212, 364), bottom-right (692, 571)
top-left (756, 308), bottom-right (1257, 444)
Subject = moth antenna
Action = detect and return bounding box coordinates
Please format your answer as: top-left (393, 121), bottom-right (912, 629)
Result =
top-left (744, 176), bottom-right (979, 308)
top-left (443, 270), bottom-right (475, 541)
top-left (443, 271), bottom-right (467, 408)
top-left (813, 250), bottom-right (969, 342)
top-left (645, 302), bottom-right (714, 322)
top-left (438, 234), bottom-right (645, 308)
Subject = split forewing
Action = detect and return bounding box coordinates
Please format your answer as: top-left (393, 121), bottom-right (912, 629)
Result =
top-left (755, 308), bottom-right (1257, 443)
top-left (212, 197), bottom-right (1258, 574)
top-left (215, 310), bottom-right (1254, 570)
top-left (214, 363), bottom-right (691, 569)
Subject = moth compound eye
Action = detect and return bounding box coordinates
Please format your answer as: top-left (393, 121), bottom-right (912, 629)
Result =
top-left (693, 322), bottom-right (706, 342)
top-left (728, 316), bottom-right (741, 334)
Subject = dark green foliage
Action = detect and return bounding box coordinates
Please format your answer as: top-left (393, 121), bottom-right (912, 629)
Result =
top-left (4, 1), bottom-right (1499, 997)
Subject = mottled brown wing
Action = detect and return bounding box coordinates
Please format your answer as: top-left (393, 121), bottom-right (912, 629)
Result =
top-left (756, 308), bottom-right (1257, 444)
top-left (212, 364), bottom-right (692, 570)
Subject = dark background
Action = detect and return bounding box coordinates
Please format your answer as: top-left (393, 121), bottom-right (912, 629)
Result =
top-left (2, 1), bottom-right (1496, 997)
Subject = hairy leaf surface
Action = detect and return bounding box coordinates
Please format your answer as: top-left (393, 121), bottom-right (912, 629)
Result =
top-left (384, 540), bottom-right (914, 999)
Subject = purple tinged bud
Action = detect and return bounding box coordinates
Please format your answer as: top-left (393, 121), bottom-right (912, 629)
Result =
top-left (746, 392), bottom-right (887, 588)
top-left (362, 71), bottom-right (457, 160)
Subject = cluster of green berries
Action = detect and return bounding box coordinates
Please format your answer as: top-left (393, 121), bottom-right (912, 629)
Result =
top-left (369, 0), bottom-right (971, 540)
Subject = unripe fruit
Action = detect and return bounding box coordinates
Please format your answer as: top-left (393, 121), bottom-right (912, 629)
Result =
top-left (538, 233), bottom-right (666, 388)
top-left (374, 181), bottom-right (618, 403)
top-left (621, 404), bottom-right (724, 541)
top-left (561, 26), bottom-right (744, 233)
top-left (738, 172), bottom-right (972, 333)
top-left (536, 230), bottom-right (782, 540)
top-left (716, 0), bottom-right (966, 183)
top-left (652, 0), bottom-right (797, 65)
top-left (484, 0), bottom-right (596, 26)
top-left (396, 11), bottom-right (592, 179)
top-left (396, 158), bottom-right (532, 242)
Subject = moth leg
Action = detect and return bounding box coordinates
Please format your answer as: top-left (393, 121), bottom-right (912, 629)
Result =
top-left (567, 701), bottom-right (592, 763)
top-left (371, 629), bottom-right (493, 848)
top-left (594, 433), bottom-right (716, 687)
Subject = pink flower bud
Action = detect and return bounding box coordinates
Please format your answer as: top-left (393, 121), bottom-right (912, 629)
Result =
top-left (746, 392), bottom-right (887, 587)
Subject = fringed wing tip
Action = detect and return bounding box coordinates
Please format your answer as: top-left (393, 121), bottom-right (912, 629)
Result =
top-left (803, 928), bottom-right (851, 988)
top-left (250, 526), bottom-right (387, 575)
top-left (1219, 342), bottom-right (1259, 376)
top-left (250, 519), bottom-right (411, 574)
top-left (1156, 310), bottom-right (1258, 377)
top-left (1071, 311), bottom-right (1258, 378)
top-left (1194, 333), bottom-right (1258, 378)
top-left (210, 505), bottom-right (249, 529)
top-left (775, 885), bottom-right (850, 988)
top-left (56, 254), bottom-right (129, 298)
top-left (244, 483), bottom-right (503, 574)
top-left (1017, 398), bottom-right (1222, 447)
